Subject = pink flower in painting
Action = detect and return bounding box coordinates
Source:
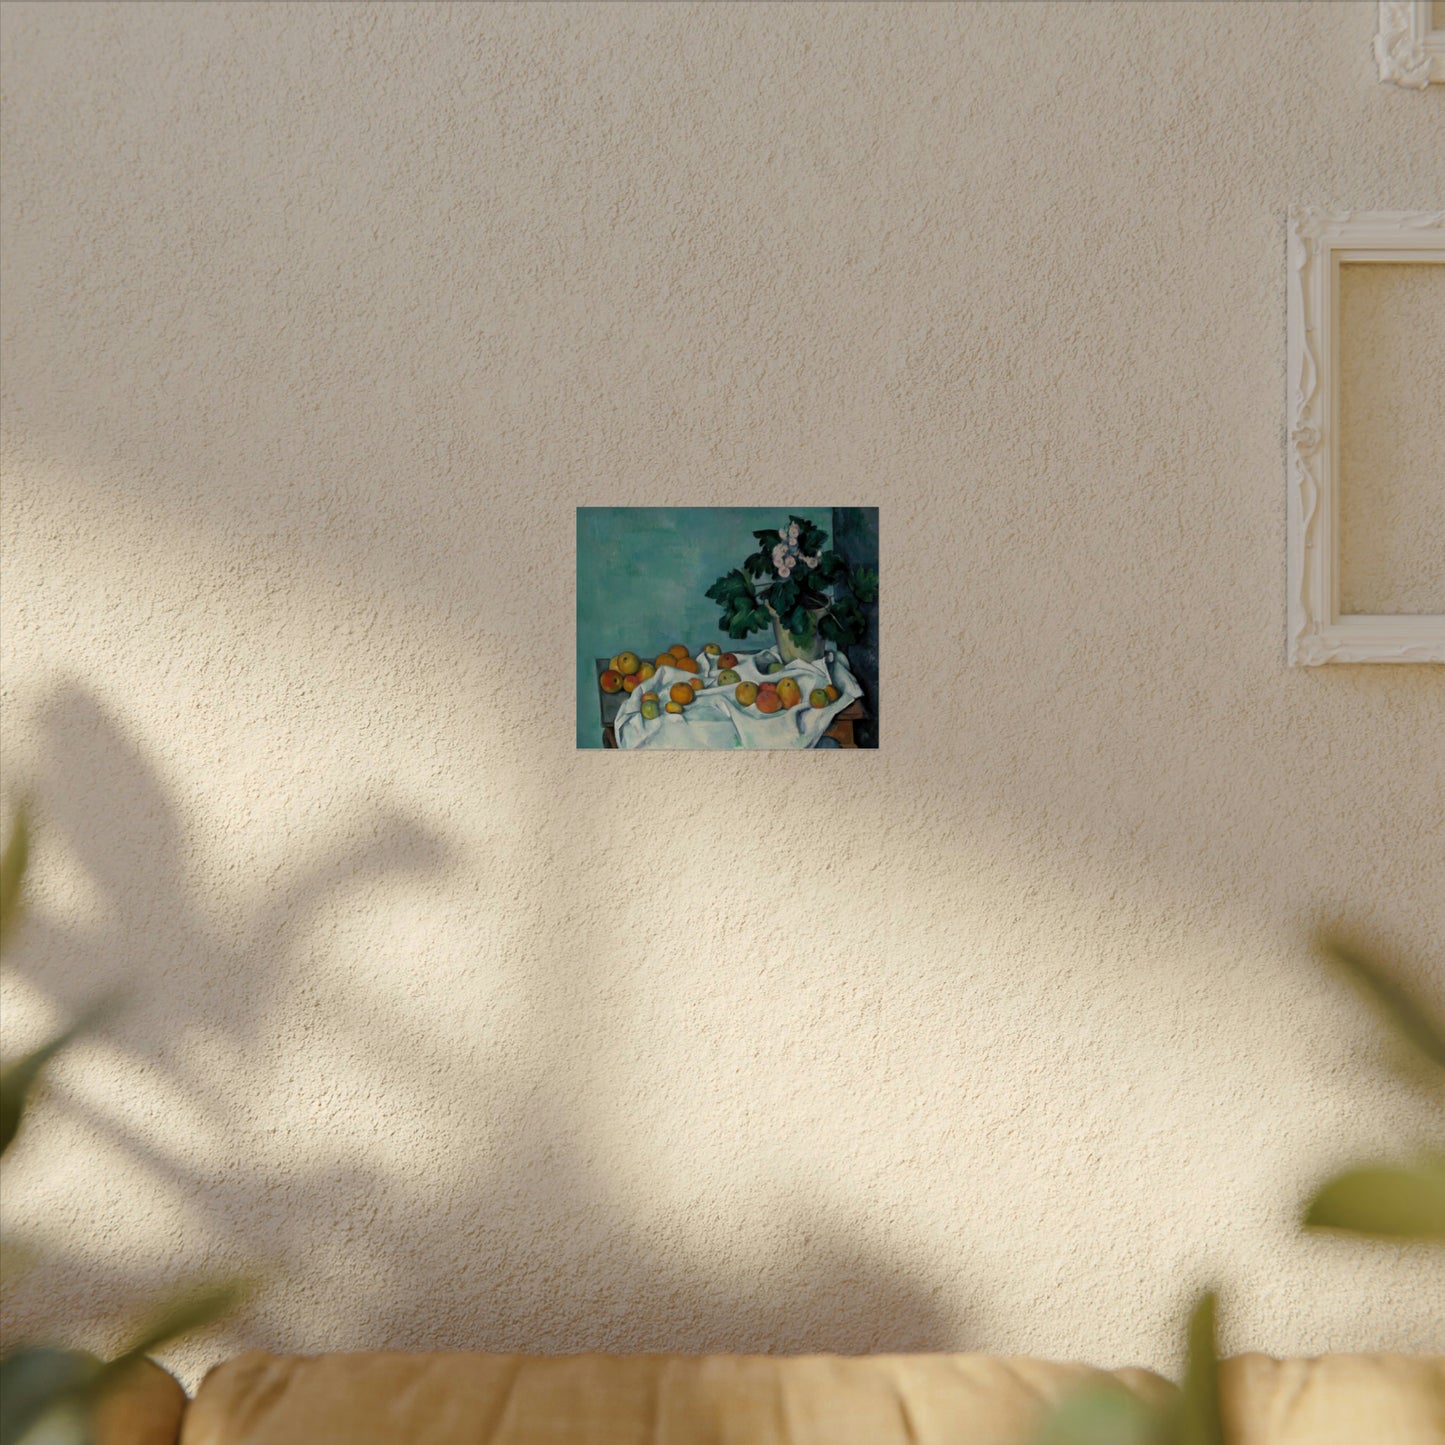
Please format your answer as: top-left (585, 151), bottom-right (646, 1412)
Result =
top-left (802, 553), bottom-right (819, 569)
top-left (772, 543), bottom-right (790, 573)
top-left (788, 522), bottom-right (800, 545)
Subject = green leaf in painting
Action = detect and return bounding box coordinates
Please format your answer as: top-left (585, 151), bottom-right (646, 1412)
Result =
top-left (785, 605), bottom-right (813, 640)
top-left (789, 515), bottom-right (829, 557)
top-left (769, 578), bottom-right (799, 619)
top-left (743, 553), bottom-right (770, 579)
top-left (1303, 1156), bottom-right (1445, 1240)
top-left (850, 564), bottom-right (879, 604)
top-left (829, 596), bottom-right (867, 646)
top-left (814, 552), bottom-right (847, 585)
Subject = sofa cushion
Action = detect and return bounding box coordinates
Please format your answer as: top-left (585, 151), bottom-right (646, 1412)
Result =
top-left (94, 1358), bottom-right (188, 1445)
top-left (1220, 1353), bottom-right (1445, 1445)
top-left (179, 1350), bottom-right (1174, 1445)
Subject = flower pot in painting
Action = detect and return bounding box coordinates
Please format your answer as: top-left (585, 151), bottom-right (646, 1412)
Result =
top-left (766, 602), bottom-right (827, 663)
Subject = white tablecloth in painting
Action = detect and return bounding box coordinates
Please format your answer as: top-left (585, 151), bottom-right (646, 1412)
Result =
top-left (614, 647), bottom-right (862, 750)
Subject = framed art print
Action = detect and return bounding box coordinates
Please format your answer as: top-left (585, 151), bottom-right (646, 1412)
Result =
top-left (577, 507), bottom-right (879, 748)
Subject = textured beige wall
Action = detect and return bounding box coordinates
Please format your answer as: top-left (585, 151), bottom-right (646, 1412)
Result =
top-left (1338, 262), bottom-right (1445, 615)
top-left (2, 1), bottom-right (1442, 1389)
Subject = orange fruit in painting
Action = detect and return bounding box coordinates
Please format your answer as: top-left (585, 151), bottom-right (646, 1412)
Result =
top-left (655, 654), bottom-right (675, 670)
top-left (668, 644), bottom-right (690, 660)
top-left (776, 677), bottom-right (802, 709)
top-left (669, 682), bottom-right (695, 705)
top-left (600, 670), bottom-right (623, 693)
top-left (735, 681), bottom-right (759, 707)
top-left (673, 655), bottom-right (700, 675)
top-left (824, 684), bottom-right (840, 703)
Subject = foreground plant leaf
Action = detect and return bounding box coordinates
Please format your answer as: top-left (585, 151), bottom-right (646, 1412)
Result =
top-left (0, 990), bottom-right (117, 1160)
top-left (0, 805), bottom-right (29, 952)
top-left (0, 1348), bottom-right (98, 1445)
top-left (1318, 934), bottom-right (1445, 1074)
top-left (1304, 1157), bottom-right (1445, 1240)
top-left (1034, 1380), bottom-right (1161, 1445)
top-left (1169, 1291), bottom-right (1223, 1445)
top-left (0, 1023), bottom-right (88, 1160)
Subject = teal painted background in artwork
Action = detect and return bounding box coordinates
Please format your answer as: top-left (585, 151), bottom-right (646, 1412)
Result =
top-left (576, 507), bottom-right (832, 748)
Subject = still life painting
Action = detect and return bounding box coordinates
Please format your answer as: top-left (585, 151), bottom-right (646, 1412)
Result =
top-left (576, 507), bottom-right (879, 750)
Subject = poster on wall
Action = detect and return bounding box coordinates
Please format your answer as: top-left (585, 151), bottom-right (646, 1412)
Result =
top-left (576, 507), bottom-right (879, 750)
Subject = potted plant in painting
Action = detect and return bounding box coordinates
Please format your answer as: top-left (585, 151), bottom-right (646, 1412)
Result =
top-left (705, 515), bottom-right (878, 663)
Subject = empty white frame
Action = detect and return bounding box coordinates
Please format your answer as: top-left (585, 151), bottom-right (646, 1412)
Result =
top-left (1376, 1), bottom-right (1445, 86)
top-left (1286, 209), bottom-right (1445, 665)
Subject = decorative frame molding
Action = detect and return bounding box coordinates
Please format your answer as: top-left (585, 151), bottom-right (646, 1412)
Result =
top-left (1375, 1), bottom-right (1445, 87)
top-left (1286, 208), bottom-right (1445, 665)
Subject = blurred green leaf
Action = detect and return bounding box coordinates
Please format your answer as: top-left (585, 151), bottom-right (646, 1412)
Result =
top-left (1304, 1156), bottom-right (1445, 1240)
top-left (1, 805), bottom-right (30, 953)
top-left (0, 1237), bottom-right (38, 1288)
top-left (1, 995), bottom-right (115, 1159)
top-left (1, 1025), bottom-right (85, 1160)
top-left (1318, 935), bottom-right (1445, 1075)
top-left (1034, 1381), bottom-right (1161, 1445)
top-left (0, 1348), bottom-right (98, 1445)
top-left (1170, 1292), bottom-right (1223, 1445)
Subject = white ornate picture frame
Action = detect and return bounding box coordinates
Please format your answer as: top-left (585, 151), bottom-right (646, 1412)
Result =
top-left (1376, 1), bottom-right (1445, 87)
top-left (1287, 208), bottom-right (1445, 665)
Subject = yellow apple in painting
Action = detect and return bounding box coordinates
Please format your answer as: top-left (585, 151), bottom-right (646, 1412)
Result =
top-left (735, 681), bottom-right (758, 707)
top-left (717, 668), bottom-right (740, 685)
top-left (615, 651), bottom-right (641, 678)
top-left (776, 677), bottom-right (802, 709)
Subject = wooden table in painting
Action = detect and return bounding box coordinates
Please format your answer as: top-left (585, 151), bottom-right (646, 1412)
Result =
top-left (595, 657), bottom-right (869, 749)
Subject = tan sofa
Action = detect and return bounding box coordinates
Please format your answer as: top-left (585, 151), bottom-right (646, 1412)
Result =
top-left (106, 1350), bottom-right (1445, 1445)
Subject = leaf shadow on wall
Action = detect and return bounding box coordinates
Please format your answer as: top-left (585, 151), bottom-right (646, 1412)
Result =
top-left (1, 680), bottom-right (971, 1364)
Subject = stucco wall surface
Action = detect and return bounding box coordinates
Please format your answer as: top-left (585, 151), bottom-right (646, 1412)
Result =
top-left (1, 0), bottom-right (1442, 1389)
